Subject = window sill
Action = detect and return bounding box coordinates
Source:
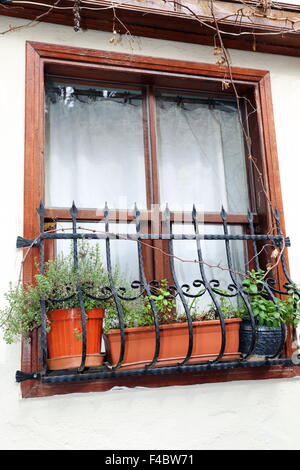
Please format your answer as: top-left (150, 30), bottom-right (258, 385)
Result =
top-left (20, 362), bottom-right (299, 398)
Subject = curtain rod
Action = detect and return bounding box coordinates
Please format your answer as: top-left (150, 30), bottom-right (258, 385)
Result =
top-left (45, 86), bottom-right (237, 107)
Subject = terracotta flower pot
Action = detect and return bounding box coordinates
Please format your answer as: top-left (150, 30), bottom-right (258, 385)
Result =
top-left (47, 307), bottom-right (105, 370)
top-left (104, 318), bottom-right (242, 370)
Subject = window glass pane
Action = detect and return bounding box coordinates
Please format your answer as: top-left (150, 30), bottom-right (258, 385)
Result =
top-left (55, 221), bottom-right (140, 282)
top-left (45, 83), bottom-right (147, 209)
top-left (156, 93), bottom-right (249, 213)
top-left (172, 223), bottom-right (247, 313)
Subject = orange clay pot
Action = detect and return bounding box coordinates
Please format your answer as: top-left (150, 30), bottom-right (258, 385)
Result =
top-left (104, 318), bottom-right (242, 370)
top-left (47, 308), bottom-right (105, 370)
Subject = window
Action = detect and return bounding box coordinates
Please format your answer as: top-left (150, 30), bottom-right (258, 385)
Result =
top-left (44, 80), bottom-right (248, 284)
top-left (45, 84), bottom-right (248, 214)
top-left (22, 41), bottom-right (293, 398)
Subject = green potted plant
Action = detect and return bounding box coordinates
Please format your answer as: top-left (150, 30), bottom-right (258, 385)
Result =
top-left (0, 244), bottom-right (115, 370)
top-left (238, 269), bottom-right (300, 357)
top-left (104, 280), bottom-right (242, 370)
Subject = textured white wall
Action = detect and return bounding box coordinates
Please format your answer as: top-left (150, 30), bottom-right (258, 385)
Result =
top-left (0, 15), bottom-right (300, 450)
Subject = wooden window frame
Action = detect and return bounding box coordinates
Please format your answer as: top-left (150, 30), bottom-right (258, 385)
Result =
top-left (21, 40), bottom-right (298, 398)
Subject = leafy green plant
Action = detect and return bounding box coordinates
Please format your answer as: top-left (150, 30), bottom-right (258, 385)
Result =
top-left (143, 280), bottom-right (177, 324)
top-left (103, 279), bottom-right (177, 332)
top-left (73, 327), bottom-right (83, 341)
top-left (186, 289), bottom-right (239, 321)
top-left (104, 281), bottom-right (239, 332)
top-left (103, 295), bottom-right (146, 332)
top-left (238, 269), bottom-right (300, 328)
top-left (0, 243), bottom-right (122, 344)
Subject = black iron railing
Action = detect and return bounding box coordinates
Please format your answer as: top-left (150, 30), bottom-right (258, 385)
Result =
top-left (15, 202), bottom-right (300, 384)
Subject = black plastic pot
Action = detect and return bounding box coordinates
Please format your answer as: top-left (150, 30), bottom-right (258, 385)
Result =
top-left (239, 320), bottom-right (285, 357)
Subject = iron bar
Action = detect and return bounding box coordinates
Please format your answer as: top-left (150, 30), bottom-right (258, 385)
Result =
top-left (16, 236), bottom-right (40, 248)
top-left (34, 358), bottom-right (294, 384)
top-left (274, 208), bottom-right (293, 285)
top-left (15, 202), bottom-right (300, 383)
top-left (192, 205), bottom-right (226, 363)
top-left (165, 205), bottom-right (194, 365)
top-left (273, 209), bottom-right (300, 350)
top-left (248, 208), bottom-right (287, 359)
top-left (70, 202), bottom-right (87, 373)
top-left (38, 232), bottom-right (290, 243)
top-left (104, 203), bottom-right (126, 369)
top-left (135, 203), bottom-right (161, 369)
top-left (37, 202), bottom-right (48, 375)
top-left (221, 207), bottom-right (257, 359)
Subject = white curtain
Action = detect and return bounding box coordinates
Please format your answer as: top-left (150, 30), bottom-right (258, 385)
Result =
top-left (56, 221), bottom-right (140, 282)
top-left (47, 90), bottom-right (247, 297)
top-left (172, 223), bottom-right (246, 312)
top-left (45, 92), bottom-right (146, 209)
top-left (156, 100), bottom-right (248, 213)
top-left (156, 99), bottom-right (248, 309)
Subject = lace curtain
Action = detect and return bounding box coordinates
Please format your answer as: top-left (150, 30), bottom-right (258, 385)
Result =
top-left (45, 90), bottom-right (146, 209)
top-left (156, 98), bottom-right (248, 213)
top-left (45, 87), bottom-right (248, 295)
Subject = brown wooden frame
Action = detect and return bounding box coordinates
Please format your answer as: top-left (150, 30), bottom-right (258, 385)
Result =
top-left (21, 40), bottom-right (296, 398)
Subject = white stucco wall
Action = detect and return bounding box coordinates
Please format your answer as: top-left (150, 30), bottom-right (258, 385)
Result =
top-left (1, 15), bottom-right (300, 450)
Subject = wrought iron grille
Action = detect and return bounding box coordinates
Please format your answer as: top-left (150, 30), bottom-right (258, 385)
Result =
top-left (15, 202), bottom-right (300, 384)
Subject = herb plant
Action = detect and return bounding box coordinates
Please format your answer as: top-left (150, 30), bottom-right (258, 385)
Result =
top-left (103, 281), bottom-right (239, 332)
top-left (103, 279), bottom-right (177, 332)
top-left (143, 280), bottom-right (177, 324)
top-left (238, 269), bottom-right (300, 328)
top-left (0, 244), bottom-right (121, 343)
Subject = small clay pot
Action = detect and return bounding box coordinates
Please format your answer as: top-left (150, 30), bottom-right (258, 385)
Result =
top-left (47, 307), bottom-right (105, 370)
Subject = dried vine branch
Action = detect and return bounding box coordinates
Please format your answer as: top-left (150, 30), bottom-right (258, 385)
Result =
top-left (0, 0), bottom-right (293, 287)
top-left (18, 224), bottom-right (283, 285)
